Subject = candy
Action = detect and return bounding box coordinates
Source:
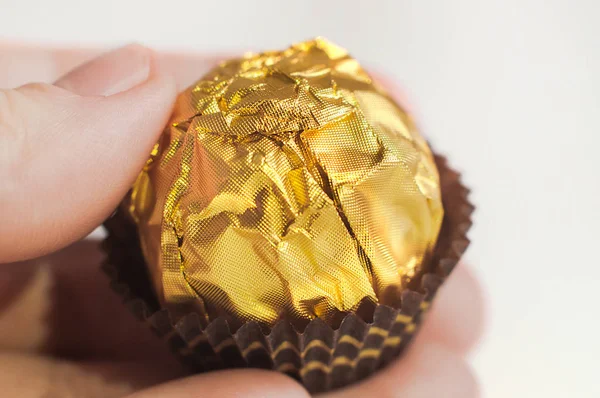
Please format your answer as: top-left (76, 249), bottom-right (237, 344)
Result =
top-left (128, 38), bottom-right (443, 329)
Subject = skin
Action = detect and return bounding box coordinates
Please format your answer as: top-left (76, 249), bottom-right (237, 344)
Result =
top-left (0, 43), bottom-right (486, 397)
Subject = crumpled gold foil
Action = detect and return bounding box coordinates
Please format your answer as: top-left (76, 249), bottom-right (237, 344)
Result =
top-left (129, 38), bottom-right (443, 328)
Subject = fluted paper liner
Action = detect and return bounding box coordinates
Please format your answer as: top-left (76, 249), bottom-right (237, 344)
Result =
top-left (101, 154), bottom-right (473, 393)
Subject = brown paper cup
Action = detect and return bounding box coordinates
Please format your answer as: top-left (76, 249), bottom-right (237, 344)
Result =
top-left (101, 154), bottom-right (473, 394)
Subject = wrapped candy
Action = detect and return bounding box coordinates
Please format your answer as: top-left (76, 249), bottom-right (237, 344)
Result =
top-left (103, 38), bottom-right (472, 393)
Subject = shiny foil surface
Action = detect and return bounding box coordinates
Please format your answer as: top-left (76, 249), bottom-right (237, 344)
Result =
top-left (129, 38), bottom-right (443, 329)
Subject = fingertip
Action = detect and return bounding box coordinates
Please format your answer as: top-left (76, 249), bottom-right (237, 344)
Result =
top-left (55, 43), bottom-right (157, 97)
top-left (154, 52), bottom-right (222, 92)
top-left (326, 343), bottom-right (478, 398)
top-left (126, 369), bottom-right (310, 398)
top-left (105, 47), bottom-right (178, 117)
top-left (68, 72), bottom-right (177, 235)
top-left (0, 49), bottom-right (179, 262)
top-left (401, 343), bottom-right (480, 398)
top-left (96, 66), bottom-right (177, 167)
top-left (417, 264), bottom-right (486, 355)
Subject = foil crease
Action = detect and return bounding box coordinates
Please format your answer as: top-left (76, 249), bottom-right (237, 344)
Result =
top-left (129, 38), bottom-right (443, 328)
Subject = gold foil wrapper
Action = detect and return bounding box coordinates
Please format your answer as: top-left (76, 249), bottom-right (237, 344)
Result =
top-left (129, 38), bottom-right (443, 329)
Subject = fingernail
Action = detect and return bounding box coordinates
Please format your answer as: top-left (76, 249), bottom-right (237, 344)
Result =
top-left (55, 44), bottom-right (152, 96)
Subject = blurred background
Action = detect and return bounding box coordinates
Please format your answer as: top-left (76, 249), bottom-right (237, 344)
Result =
top-left (1, 0), bottom-right (598, 396)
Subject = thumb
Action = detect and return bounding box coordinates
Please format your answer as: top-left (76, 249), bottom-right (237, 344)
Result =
top-left (0, 44), bottom-right (177, 263)
top-left (125, 370), bottom-right (310, 398)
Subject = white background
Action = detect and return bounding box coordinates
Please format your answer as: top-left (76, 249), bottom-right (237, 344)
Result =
top-left (1, 0), bottom-right (599, 397)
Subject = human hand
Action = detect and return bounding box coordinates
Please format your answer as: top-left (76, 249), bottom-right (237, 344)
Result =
top-left (0, 43), bottom-right (484, 397)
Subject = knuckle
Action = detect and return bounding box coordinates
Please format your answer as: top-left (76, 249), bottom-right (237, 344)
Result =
top-left (0, 83), bottom-right (77, 203)
top-left (0, 82), bottom-right (57, 144)
top-left (0, 87), bottom-right (36, 196)
top-left (0, 88), bottom-right (24, 132)
top-left (0, 85), bottom-right (38, 135)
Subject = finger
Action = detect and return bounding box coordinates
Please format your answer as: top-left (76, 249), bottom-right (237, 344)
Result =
top-left (0, 42), bottom-right (95, 88)
top-left (417, 264), bottom-right (486, 355)
top-left (0, 352), bottom-right (133, 397)
top-left (321, 342), bottom-right (479, 398)
top-left (0, 346), bottom-right (474, 398)
top-left (53, 48), bottom-right (222, 94)
top-left (125, 369), bottom-right (310, 398)
top-left (0, 240), bottom-right (183, 366)
top-left (0, 44), bottom-right (178, 262)
top-left (0, 352), bottom-right (189, 398)
top-left (0, 42), bottom-right (222, 92)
